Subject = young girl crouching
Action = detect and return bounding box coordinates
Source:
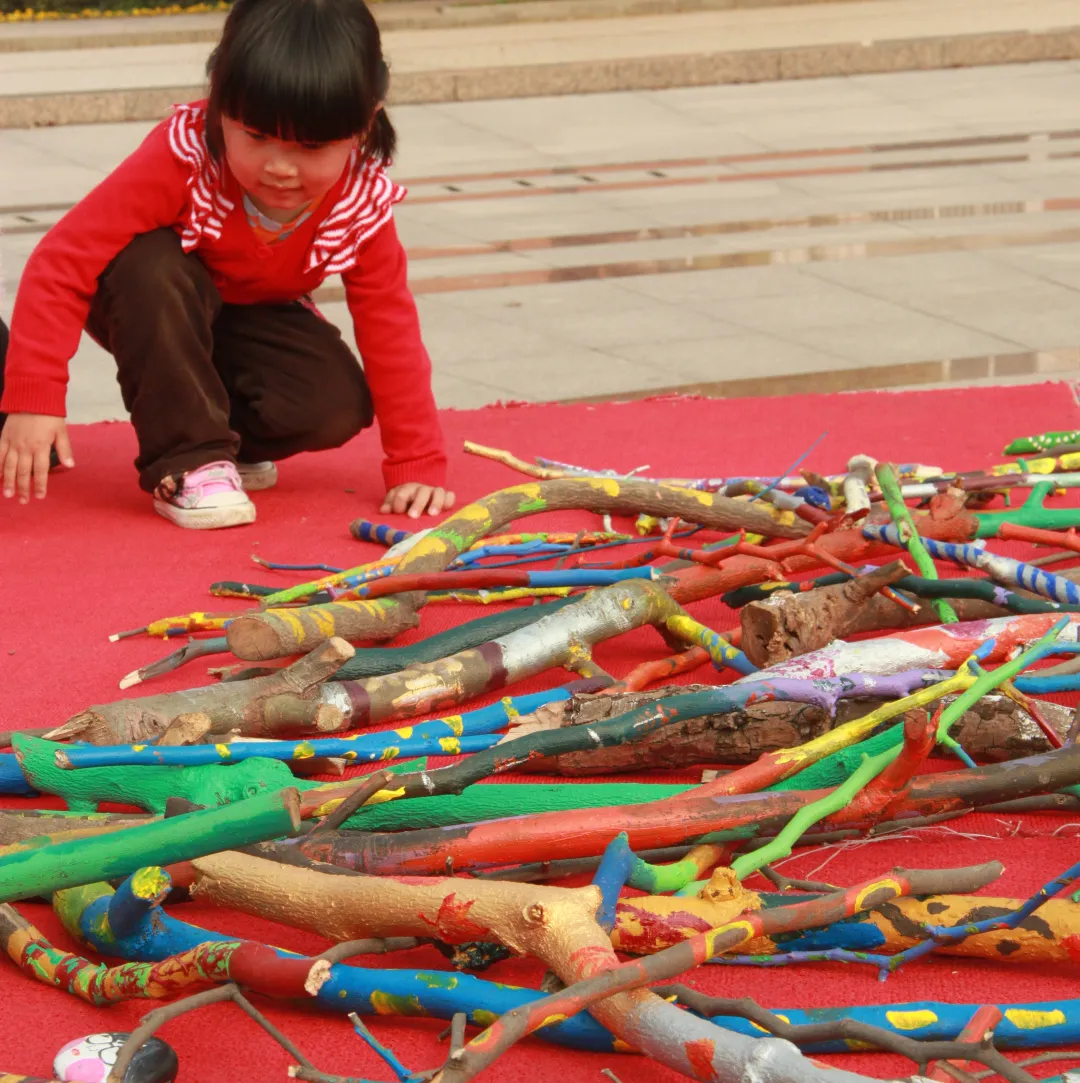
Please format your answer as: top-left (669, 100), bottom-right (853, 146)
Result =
top-left (0, 0), bottom-right (454, 528)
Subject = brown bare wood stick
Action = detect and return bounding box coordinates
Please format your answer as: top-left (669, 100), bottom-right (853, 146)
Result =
top-left (741, 560), bottom-right (915, 666)
top-left (649, 990), bottom-right (1035, 1083)
top-left (973, 1051), bottom-right (1080, 1078)
top-left (309, 770), bottom-right (394, 836)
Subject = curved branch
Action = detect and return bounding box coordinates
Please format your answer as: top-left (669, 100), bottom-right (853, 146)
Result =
top-left (227, 476), bottom-right (808, 660)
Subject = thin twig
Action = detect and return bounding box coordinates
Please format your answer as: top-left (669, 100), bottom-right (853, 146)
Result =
top-left (111, 982), bottom-right (402, 1083)
top-left (651, 989), bottom-right (1036, 1083)
top-left (759, 864), bottom-right (838, 893)
top-left (311, 770), bottom-right (394, 836)
top-left (973, 1051), bottom-right (1080, 1079)
top-left (314, 937), bottom-right (420, 964)
top-left (600, 1071), bottom-right (626, 1083)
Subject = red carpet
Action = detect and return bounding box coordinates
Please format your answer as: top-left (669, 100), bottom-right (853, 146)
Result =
top-left (4, 383), bottom-right (1080, 1081)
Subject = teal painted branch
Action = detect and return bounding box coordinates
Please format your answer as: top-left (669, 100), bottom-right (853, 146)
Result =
top-left (0, 788), bottom-right (301, 903)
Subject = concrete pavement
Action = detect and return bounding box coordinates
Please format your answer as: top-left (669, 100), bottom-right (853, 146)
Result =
top-left (4, 62), bottom-right (1080, 419)
top-left (3, 0), bottom-right (1080, 125)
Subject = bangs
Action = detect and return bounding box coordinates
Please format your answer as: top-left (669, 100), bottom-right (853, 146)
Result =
top-left (211, 0), bottom-right (378, 145)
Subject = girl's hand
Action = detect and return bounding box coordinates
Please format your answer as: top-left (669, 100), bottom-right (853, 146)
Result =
top-left (0, 413), bottom-right (74, 504)
top-left (381, 482), bottom-right (456, 519)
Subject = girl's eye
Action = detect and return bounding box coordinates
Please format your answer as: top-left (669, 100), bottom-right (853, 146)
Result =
top-left (245, 130), bottom-right (268, 142)
top-left (300, 142), bottom-right (326, 151)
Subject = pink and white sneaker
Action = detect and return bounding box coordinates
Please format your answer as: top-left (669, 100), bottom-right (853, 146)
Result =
top-left (153, 461), bottom-right (256, 529)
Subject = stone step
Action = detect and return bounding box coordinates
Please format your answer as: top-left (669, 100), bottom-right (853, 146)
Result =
top-left (0, 0), bottom-right (863, 52)
top-left (1, 0), bottom-right (1079, 127)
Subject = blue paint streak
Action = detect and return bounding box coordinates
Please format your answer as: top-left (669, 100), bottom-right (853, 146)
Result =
top-left (592, 833), bottom-right (634, 933)
top-left (0, 752), bottom-right (35, 795)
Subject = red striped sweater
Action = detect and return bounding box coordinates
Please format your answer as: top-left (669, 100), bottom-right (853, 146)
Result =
top-left (1, 102), bottom-right (447, 490)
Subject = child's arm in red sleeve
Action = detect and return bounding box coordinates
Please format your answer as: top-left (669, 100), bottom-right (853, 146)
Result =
top-left (1, 120), bottom-right (189, 417)
top-left (342, 218), bottom-right (448, 491)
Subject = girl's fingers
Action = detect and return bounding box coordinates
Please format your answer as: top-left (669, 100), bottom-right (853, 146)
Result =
top-left (444, 491), bottom-right (456, 509)
top-left (1, 445), bottom-right (16, 499)
top-left (15, 449), bottom-right (33, 504)
top-left (427, 489), bottom-right (445, 516)
top-left (54, 428), bottom-right (75, 469)
top-left (393, 485), bottom-right (417, 515)
top-left (407, 487), bottom-right (430, 519)
top-left (32, 445), bottom-right (51, 498)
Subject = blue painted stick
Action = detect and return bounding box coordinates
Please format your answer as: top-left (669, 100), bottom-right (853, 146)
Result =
top-left (353, 521), bottom-right (413, 547)
top-left (59, 688), bottom-right (575, 770)
top-left (864, 524), bottom-right (1080, 606)
top-left (57, 872), bottom-right (1080, 1055)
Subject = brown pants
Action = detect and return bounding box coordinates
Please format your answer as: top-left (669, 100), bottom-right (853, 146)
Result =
top-left (86, 229), bottom-right (374, 492)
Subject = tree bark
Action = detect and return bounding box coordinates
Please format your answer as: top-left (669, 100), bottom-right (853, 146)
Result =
top-left (528, 690), bottom-right (1070, 775)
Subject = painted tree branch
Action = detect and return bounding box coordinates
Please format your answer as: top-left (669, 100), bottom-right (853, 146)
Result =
top-left (431, 864), bottom-right (1002, 1083)
top-left (54, 580), bottom-right (672, 744)
top-left (227, 477), bottom-right (808, 660)
top-left (525, 689), bottom-right (1069, 776)
top-left (735, 612), bottom-right (1080, 683)
top-left (293, 672), bottom-right (938, 818)
top-left (650, 989), bottom-right (1034, 1083)
top-left (0, 787), bottom-right (300, 903)
top-left (301, 742), bottom-right (1080, 874)
top-left (877, 462), bottom-right (958, 623)
top-left (0, 901), bottom-right (326, 1005)
top-left (190, 850), bottom-right (887, 1083)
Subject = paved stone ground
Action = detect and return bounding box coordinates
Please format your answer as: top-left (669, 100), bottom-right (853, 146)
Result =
top-left (3, 60), bottom-right (1080, 421)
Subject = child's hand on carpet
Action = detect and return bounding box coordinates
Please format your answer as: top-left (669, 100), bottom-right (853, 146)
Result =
top-left (381, 482), bottom-right (456, 519)
top-left (0, 412), bottom-right (74, 504)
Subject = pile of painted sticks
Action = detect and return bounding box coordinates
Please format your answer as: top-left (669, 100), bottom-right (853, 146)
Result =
top-left (10, 433), bottom-right (1080, 1083)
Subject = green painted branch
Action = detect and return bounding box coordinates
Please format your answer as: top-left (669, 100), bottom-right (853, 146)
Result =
top-left (976, 482), bottom-right (1080, 537)
top-left (935, 621), bottom-right (1070, 745)
top-left (0, 788), bottom-right (298, 905)
top-left (0, 788), bottom-right (301, 904)
top-left (876, 462), bottom-right (957, 623)
top-left (227, 476), bottom-right (808, 660)
top-left (12, 733), bottom-right (425, 818)
top-left (731, 750), bottom-right (895, 880)
top-left (339, 782), bottom-right (696, 832)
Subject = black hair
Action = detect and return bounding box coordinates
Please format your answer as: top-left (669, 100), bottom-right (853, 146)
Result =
top-left (205, 0), bottom-right (396, 162)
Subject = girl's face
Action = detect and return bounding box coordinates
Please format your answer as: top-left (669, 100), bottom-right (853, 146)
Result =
top-left (221, 115), bottom-right (359, 218)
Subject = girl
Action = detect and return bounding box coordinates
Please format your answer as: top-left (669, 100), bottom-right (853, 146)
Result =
top-left (0, 0), bottom-right (454, 528)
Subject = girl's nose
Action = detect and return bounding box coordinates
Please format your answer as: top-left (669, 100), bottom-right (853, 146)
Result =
top-left (264, 157), bottom-right (299, 179)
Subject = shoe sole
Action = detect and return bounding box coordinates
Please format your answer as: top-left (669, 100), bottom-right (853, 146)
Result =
top-left (238, 463), bottom-right (278, 491)
top-left (154, 499), bottom-right (257, 530)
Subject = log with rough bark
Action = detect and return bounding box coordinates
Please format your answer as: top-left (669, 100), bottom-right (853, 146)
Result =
top-left (227, 477), bottom-right (809, 661)
top-left (48, 639), bottom-right (356, 746)
top-left (524, 689), bottom-right (1071, 775)
top-left (740, 563), bottom-right (1009, 667)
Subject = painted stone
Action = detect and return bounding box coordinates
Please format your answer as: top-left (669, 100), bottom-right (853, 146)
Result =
top-left (53, 1033), bottom-right (178, 1083)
